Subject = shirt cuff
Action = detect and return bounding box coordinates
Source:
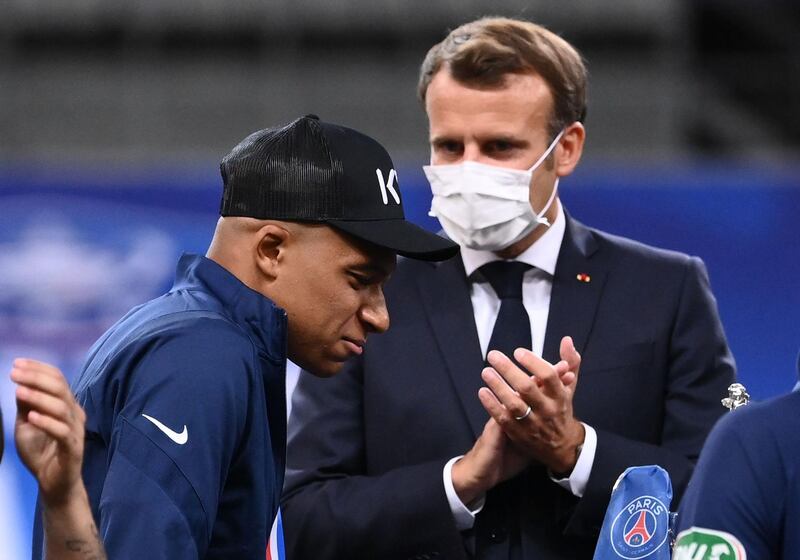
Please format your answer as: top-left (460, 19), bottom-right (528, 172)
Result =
top-left (443, 456), bottom-right (486, 531)
top-left (550, 422), bottom-right (597, 498)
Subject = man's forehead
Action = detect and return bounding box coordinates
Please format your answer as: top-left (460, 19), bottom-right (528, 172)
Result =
top-left (427, 70), bottom-right (551, 122)
top-left (316, 225), bottom-right (396, 274)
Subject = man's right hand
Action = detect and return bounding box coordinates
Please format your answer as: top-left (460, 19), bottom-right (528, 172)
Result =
top-left (451, 417), bottom-right (529, 505)
top-left (452, 340), bottom-right (580, 504)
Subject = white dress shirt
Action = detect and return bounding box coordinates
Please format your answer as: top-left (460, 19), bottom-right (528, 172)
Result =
top-left (443, 202), bottom-right (598, 531)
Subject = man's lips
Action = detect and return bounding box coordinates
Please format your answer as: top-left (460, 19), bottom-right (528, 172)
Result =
top-left (342, 337), bottom-right (365, 356)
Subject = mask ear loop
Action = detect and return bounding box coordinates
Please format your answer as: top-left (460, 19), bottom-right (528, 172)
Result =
top-left (536, 178), bottom-right (559, 227)
top-left (528, 129), bottom-right (565, 172)
top-left (530, 129), bottom-right (566, 227)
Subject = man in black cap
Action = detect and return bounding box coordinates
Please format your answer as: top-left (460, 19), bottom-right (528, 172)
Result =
top-left (29, 115), bottom-right (457, 560)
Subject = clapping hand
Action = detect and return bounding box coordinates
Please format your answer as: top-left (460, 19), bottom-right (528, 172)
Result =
top-left (479, 336), bottom-right (584, 475)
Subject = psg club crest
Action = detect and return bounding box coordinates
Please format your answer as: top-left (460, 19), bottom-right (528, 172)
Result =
top-left (593, 466), bottom-right (673, 560)
top-left (609, 495), bottom-right (670, 559)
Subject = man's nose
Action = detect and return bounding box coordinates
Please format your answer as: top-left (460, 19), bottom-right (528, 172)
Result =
top-left (361, 293), bottom-right (390, 334)
top-left (462, 142), bottom-right (482, 162)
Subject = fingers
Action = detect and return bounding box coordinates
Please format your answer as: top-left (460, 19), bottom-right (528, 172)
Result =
top-left (11, 358), bottom-right (85, 433)
top-left (480, 344), bottom-right (582, 472)
top-left (488, 349), bottom-right (553, 380)
top-left (510, 348), bottom-right (563, 398)
top-left (556, 368), bottom-right (576, 388)
top-left (478, 385), bottom-right (503, 414)
top-left (480, 366), bottom-right (530, 417)
top-left (453, 416), bottom-right (514, 503)
top-left (478, 386), bottom-right (532, 433)
top-left (478, 416), bottom-right (505, 447)
top-left (478, 384), bottom-right (513, 422)
top-left (557, 337), bottom-right (581, 395)
top-left (11, 359), bottom-right (73, 401)
top-left (16, 385), bottom-right (76, 426)
top-left (487, 349), bottom-right (550, 390)
top-left (559, 336), bottom-right (581, 376)
top-left (25, 409), bottom-right (74, 443)
top-left (14, 358), bottom-right (65, 378)
top-left (484, 351), bottom-right (550, 414)
top-left (483, 345), bottom-right (579, 424)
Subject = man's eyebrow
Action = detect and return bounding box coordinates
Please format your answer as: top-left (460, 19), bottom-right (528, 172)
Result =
top-left (349, 262), bottom-right (393, 277)
top-left (483, 134), bottom-right (528, 145)
top-left (430, 135), bottom-right (458, 145)
top-left (430, 134), bottom-right (528, 145)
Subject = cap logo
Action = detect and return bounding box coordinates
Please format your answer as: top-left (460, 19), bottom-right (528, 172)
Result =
top-left (376, 169), bottom-right (400, 205)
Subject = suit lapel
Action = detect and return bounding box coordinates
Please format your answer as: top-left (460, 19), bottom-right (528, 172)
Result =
top-left (542, 216), bottom-right (607, 364)
top-left (416, 257), bottom-right (488, 439)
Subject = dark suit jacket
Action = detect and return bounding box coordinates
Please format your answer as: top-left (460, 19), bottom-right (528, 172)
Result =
top-left (282, 216), bottom-right (735, 560)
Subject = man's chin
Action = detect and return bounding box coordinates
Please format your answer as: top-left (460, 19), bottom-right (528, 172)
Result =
top-left (295, 358), bottom-right (346, 379)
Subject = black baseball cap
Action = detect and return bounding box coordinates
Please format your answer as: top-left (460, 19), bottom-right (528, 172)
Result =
top-left (219, 115), bottom-right (458, 261)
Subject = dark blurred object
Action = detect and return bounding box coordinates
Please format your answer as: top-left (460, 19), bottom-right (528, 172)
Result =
top-left (0, 1), bottom-right (797, 164)
top-left (686, 0), bottom-right (800, 156)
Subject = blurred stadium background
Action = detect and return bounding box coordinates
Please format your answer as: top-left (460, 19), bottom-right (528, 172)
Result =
top-left (1, 1), bottom-right (798, 556)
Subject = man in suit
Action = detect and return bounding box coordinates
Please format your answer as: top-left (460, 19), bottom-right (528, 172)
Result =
top-left (282, 17), bottom-right (735, 559)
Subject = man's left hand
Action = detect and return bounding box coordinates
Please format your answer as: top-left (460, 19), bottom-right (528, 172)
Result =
top-left (11, 359), bottom-right (86, 507)
top-left (478, 336), bottom-right (585, 475)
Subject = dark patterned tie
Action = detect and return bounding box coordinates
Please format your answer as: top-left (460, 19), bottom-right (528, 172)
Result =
top-left (480, 261), bottom-right (532, 361)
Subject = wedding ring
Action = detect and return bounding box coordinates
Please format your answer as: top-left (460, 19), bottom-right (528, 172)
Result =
top-left (514, 405), bottom-right (532, 421)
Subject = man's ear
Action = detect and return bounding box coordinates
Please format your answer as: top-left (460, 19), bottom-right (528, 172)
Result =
top-left (255, 223), bottom-right (291, 281)
top-left (555, 121), bottom-right (586, 178)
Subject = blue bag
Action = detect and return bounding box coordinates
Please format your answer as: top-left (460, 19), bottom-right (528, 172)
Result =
top-left (593, 465), bottom-right (673, 560)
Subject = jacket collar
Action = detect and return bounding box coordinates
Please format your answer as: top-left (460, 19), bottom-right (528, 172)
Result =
top-left (171, 253), bottom-right (288, 362)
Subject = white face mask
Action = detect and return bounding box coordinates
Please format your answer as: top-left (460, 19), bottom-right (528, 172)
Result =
top-left (424, 130), bottom-right (564, 251)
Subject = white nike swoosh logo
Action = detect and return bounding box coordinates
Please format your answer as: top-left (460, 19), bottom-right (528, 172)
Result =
top-left (141, 414), bottom-right (188, 445)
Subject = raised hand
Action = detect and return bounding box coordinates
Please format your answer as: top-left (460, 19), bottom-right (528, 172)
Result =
top-left (12, 359), bottom-right (86, 505)
top-left (11, 359), bottom-right (107, 560)
top-left (451, 417), bottom-right (531, 505)
top-left (479, 337), bottom-right (584, 475)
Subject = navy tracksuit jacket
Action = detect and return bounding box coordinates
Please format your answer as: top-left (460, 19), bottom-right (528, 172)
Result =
top-left (33, 254), bottom-right (288, 559)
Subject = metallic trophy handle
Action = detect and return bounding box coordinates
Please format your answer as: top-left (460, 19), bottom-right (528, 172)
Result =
top-left (721, 382), bottom-right (750, 411)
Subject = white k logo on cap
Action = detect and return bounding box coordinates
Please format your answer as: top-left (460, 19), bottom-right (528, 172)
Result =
top-left (376, 168), bottom-right (400, 205)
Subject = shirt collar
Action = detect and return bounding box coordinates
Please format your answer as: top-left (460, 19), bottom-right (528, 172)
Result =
top-left (171, 253), bottom-right (287, 362)
top-left (460, 201), bottom-right (566, 277)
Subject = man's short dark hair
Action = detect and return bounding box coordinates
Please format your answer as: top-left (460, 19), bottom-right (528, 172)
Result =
top-left (418, 17), bottom-right (588, 139)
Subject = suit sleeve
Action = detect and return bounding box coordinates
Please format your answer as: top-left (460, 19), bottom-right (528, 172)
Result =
top-left (96, 321), bottom-right (256, 559)
top-left (565, 256), bottom-right (736, 536)
top-left (281, 356), bottom-right (467, 560)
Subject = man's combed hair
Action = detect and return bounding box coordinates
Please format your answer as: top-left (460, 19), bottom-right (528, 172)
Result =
top-left (418, 17), bottom-right (588, 139)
